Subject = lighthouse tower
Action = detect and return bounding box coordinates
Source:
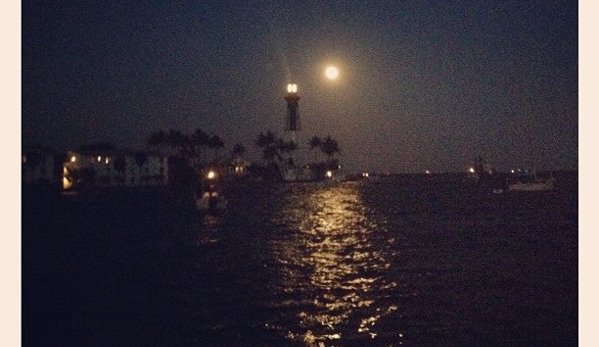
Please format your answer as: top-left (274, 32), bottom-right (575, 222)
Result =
top-left (280, 83), bottom-right (303, 181)
top-left (284, 83), bottom-right (300, 144)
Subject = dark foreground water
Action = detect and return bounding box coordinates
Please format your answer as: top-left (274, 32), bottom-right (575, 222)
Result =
top-left (22, 173), bottom-right (578, 347)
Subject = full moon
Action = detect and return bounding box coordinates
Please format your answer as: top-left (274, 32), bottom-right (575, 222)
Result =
top-left (325, 66), bottom-right (339, 80)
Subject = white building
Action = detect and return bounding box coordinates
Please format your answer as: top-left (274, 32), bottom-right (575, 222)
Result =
top-left (62, 149), bottom-right (169, 190)
top-left (22, 146), bottom-right (60, 188)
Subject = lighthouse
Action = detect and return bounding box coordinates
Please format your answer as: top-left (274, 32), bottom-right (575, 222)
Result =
top-left (280, 83), bottom-right (304, 181)
top-left (284, 83), bottom-right (300, 144)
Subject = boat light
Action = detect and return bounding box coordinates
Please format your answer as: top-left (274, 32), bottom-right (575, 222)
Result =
top-left (206, 170), bottom-right (217, 180)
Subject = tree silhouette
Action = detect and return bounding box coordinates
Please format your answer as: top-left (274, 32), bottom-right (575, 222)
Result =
top-left (148, 130), bottom-right (166, 150)
top-left (189, 128), bottom-right (210, 168)
top-left (255, 131), bottom-right (298, 163)
top-left (308, 135), bottom-right (323, 163)
top-left (148, 129), bottom-right (183, 156)
top-left (321, 135), bottom-right (340, 158)
top-left (276, 138), bottom-right (297, 158)
top-left (166, 129), bottom-right (187, 155)
top-left (148, 128), bottom-right (226, 169)
top-left (77, 142), bottom-right (116, 151)
top-left (148, 128), bottom-right (228, 191)
top-left (208, 135), bottom-right (225, 161)
top-left (320, 135), bottom-right (340, 170)
top-left (255, 131), bottom-right (278, 162)
top-left (232, 143), bottom-right (246, 158)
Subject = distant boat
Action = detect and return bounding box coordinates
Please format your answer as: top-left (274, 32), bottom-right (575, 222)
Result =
top-left (196, 191), bottom-right (228, 210)
top-left (196, 168), bottom-right (227, 210)
top-left (507, 172), bottom-right (556, 192)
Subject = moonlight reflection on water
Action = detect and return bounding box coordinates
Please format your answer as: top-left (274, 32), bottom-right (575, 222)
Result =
top-left (267, 184), bottom-right (404, 346)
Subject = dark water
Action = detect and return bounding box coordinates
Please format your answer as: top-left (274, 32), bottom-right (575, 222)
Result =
top-left (22, 173), bottom-right (578, 347)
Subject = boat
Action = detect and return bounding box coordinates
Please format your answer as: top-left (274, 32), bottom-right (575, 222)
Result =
top-left (507, 171), bottom-right (556, 192)
top-left (196, 190), bottom-right (228, 210)
top-left (196, 169), bottom-right (228, 210)
top-left (508, 178), bottom-right (555, 191)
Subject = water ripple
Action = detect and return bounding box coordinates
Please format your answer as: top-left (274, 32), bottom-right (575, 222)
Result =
top-left (266, 183), bottom-right (400, 345)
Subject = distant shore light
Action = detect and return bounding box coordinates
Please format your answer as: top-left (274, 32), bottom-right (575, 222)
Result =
top-left (287, 83), bottom-right (298, 93)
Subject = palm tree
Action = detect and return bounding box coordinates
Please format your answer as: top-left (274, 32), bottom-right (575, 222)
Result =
top-left (148, 129), bottom-right (186, 156)
top-left (255, 130), bottom-right (276, 148)
top-left (255, 131), bottom-right (278, 162)
top-left (148, 130), bottom-right (167, 150)
top-left (232, 143), bottom-right (246, 158)
top-left (208, 135), bottom-right (225, 161)
top-left (321, 135), bottom-right (340, 168)
top-left (276, 138), bottom-right (298, 157)
top-left (77, 142), bottom-right (116, 151)
top-left (255, 131), bottom-right (298, 164)
top-left (308, 135), bottom-right (323, 163)
top-left (166, 129), bottom-right (187, 155)
top-left (190, 128), bottom-right (210, 168)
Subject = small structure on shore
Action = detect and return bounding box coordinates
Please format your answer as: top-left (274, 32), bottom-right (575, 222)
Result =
top-left (22, 146), bottom-right (63, 191)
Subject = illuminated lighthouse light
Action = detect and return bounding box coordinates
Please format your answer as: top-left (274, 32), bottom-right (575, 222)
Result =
top-left (284, 83), bottom-right (300, 132)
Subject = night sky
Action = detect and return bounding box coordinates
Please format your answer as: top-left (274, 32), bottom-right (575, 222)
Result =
top-left (22, 0), bottom-right (578, 173)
